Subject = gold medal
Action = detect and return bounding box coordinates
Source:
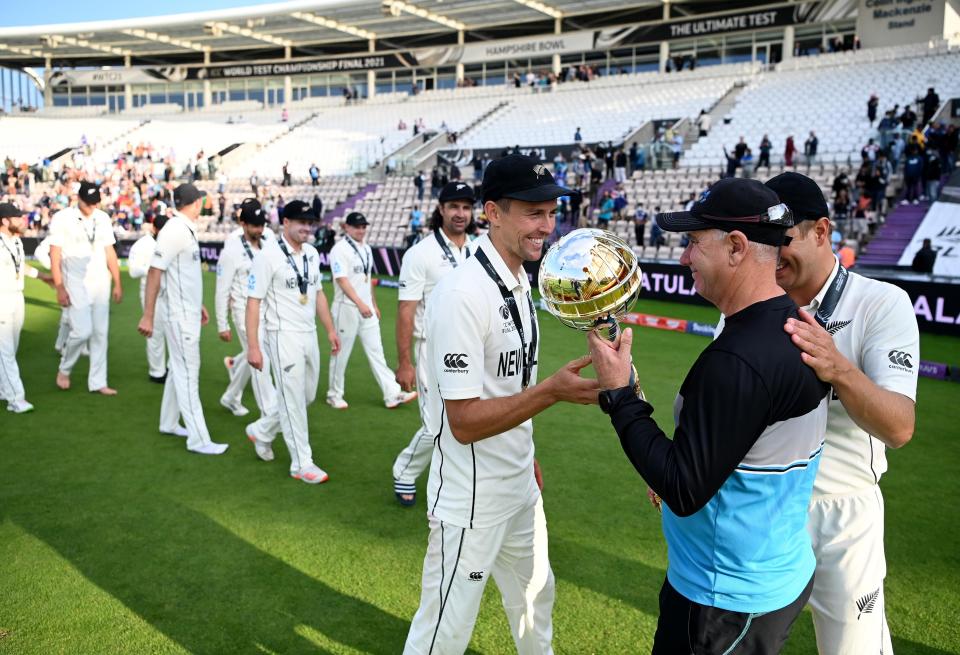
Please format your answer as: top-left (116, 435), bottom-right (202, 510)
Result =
top-left (299, 294), bottom-right (308, 305)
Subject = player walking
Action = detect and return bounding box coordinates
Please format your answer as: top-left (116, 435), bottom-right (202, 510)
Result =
top-left (0, 203), bottom-right (51, 413)
top-left (391, 181), bottom-right (475, 506)
top-left (215, 198), bottom-right (275, 418)
top-left (128, 214), bottom-right (168, 383)
top-left (50, 181), bottom-right (122, 394)
top-left (137, 183), bottom-right (229, 455)
top-left (768, 172), bottom-right (919, 654)
top-left (403, 155), bottom-right (600, 654)
top-left (326, 212), bottom-right (415, 409)
top-left (245, 200), bottom-right (340, 484)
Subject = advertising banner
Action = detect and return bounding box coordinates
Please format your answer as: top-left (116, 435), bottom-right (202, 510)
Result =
top-left (856, 0), bottom-right (947, 48)
top-left (896, 201), bottom-right (960, 276)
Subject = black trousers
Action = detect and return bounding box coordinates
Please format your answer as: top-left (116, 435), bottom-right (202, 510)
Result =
top-left (651, 575), bottom-right (814, 655)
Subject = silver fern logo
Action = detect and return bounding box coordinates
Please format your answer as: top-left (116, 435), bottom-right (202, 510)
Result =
top-left (825, 319), bottom-right (852, 335)
top-left (856, 588), bottom-right (880, 620)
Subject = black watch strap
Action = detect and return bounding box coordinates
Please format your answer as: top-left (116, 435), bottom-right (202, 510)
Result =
top-left (599, 385), bottom-right (639, 415)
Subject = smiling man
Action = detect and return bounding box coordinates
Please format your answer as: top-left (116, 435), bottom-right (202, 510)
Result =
top-left (588, 177), bottom-right (830, 655)
top-left (403, 155), bottom-right (600, 655)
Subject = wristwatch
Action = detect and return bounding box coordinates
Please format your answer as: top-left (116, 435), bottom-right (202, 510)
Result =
top-left (599, 385), bottom-right (641, 415)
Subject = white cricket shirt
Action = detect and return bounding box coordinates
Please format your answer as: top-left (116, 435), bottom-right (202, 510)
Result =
top-left (248, 236), bottom-right (323, 333)
top-left (151, 212), bottom-right (203, 319)
top-left (0, 233), bottom-right (37, 296)
top-left (127, 234), bottom-right (155, 302)
top-left (215, 231), bottom-right (273, 332)
top-left (330, 236), bottom-right (373, 306)
top-left (398, 228), bottom-right (473, 340)
top-left (48, 206), bottom-right (115, 296)
top-left (805, 260), bottom-right (920, 497)
top-left (425, 234), bottom-right (540, 529)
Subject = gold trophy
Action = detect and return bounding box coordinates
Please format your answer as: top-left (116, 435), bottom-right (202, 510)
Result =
top-left (538, 228), bottom-right (644, 394)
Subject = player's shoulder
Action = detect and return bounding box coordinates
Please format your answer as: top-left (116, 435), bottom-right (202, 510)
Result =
top-left (846, 270), bottom-right (913, 315)
top-left (302, 242), bottom-right (320, 260)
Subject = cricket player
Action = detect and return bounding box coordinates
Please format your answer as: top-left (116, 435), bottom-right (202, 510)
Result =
top-left (128, 214), bottom-right (168, 382)
top-left (50, 181), bottom-right (123, 394)
top-left (403, 155), bottom-right (600, 654)
top-left (215, 198), bottom-right (275, 418)
top-left (327, 211), bottom-right (416, 410)
top-left (137, 183), bottom-right (229, 455)
top-left (33, 235), bottom-right (70, 354)
top-left (245, 200), bottom-right (340, 484)
top-left (392, 181), bottom-right (475, 506)
top-left (0, 203), bottom-right (51, 413)
top-left (768, 172), bottom-right (918, 654)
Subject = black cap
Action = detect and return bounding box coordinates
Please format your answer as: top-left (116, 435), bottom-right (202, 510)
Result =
top-left (282, 200), bottom-right (318, 222)
top-left (764, 172), bottom-right (829, 223)
top-left (78, 181), bottom-right (101, 205)
top-left (239, 198), bottom-right (266, 225)
top-left (0, 202), bottom-right (27, 219)
top-left (344, 211), bottom-right (369, 227)
top-left (438, 181), bottom-right (475, 204)
top-left (481, 154), bottom-right (579, 203)
top-left (655, 178), bottom-right (791, 246)
top-left (173, 183), bottom-right (206, 208)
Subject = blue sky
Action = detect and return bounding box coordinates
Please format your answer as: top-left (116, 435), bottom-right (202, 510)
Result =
top-left (6, 0), bottom-right (276, 27)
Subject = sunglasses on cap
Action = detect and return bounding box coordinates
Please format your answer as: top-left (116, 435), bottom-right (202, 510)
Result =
top-left (699, 203), bottom-right (795, 228)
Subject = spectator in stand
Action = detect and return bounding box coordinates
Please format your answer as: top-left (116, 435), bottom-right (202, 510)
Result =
top-left (672, 133), bottom-right (684, 169)
top-left (873, 152), bottom-right (892, 215)
top-left (598, 190), bottom-right (614, 229)
top-left (785, 135), bottom-right (797, 168)
top-left (628, 142), bottom-right (639, 172)
top-left (614, 148), bottom-right (628, 183)
top-left (249, 171), bottom-right (259, 196)
top-left (911, 239), bottom-right (937, 273)
top-left (414, 170), bottom-right (425, 201)
top-left (924, 151), bottom-right (942, 203)
top-left (922, 87), bottom-right (940, 126)
top-left (804, 131), bottom-right (819, 168)
top-left (758, 135), bottom-right (772, 170)
top-left (649, 206), bottom-right (665, 247)
top-left (634, 202), bottom-right (648, 246)
top-left (281, 107), bottom-right (289, 123)
top-left (888, 134), bottom-right (905, 173)
top-left (282, 162), bottom-right (292, 187)
top-left (471, 153), bottom-right (483, 181)
top-left (312, 194), bottom-right (323, 220)
top-left (862, 138), bottom-right (880, 163)
top-left (569, 188), bottom-right (583, 228)
top-left (902, 149), bottom-right (923, 205)
top-left (430, 167), bottom-right (442, 199)
top-left (838, 240), bottom-right (856, 268)
top-left (867, 94), bottom-right (879, 126)
top-left (722, 147), bottom-right (739, 179)
top-left (574, 127), bottom-right (582, 143)
top-left (309, 163), bottom-right (320, 186)
top-left (697, 110), bottom-right (711, 137)
top-left (741, 148), bottom-right (755, 179)
top-left (613, 185), bottom-right (628, 219)
top-left (833, 187), bottom-right (851, 235)
top-left (734, 136), bottom-right (747, 163)
top-left (900, 105), bottom-right (917, 131)
top-left (604, 144), bottom-right (616, 179)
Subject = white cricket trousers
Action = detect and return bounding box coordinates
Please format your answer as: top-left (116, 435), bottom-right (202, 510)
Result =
top-left (59, 293), bottom-right (110, 391)
top-left (159, 314), bottom-right (214, 451)
top-left (222, 308), bottom-right (276, 416)
top-left (404, 497), bottom-right (555, 655)
top-left (0, 293), bottom-right (26, 403)
top-left (247, 330), bottom-right (318, 474)
top-left (393, 338), bottom-right (434, 487)
top-left (808, 486), bottom-right (893, 655)
top-left (328, 301), bottom-right (401, 402)
top-left (54, 309), bottom-right (68, 353)
top-left (140, 288), bottom-right (166, 378)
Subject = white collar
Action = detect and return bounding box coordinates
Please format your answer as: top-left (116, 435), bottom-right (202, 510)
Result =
top-left (805, 256), bottom-right (841, 313)
top-left (476, 234), bottom-right (529, 293)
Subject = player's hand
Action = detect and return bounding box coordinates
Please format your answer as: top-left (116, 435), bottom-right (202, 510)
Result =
top-left (534, 458), bottom-right (543, 491)
top-left (396, 361), bottom-right (417, 391)
top-left (56, 284), bottom-right (71, 307)
top-left (248, 346), bottom-right (263, 371)
top-left (587, 328), bottom-right (634, 390)
top-left (218, 330), bottom-right (232, 342)
top-left (137, 315), bottom-right (153, 338)
top-left (374, 305), bottom-right (381, 320)
top-left (784, 309), bottom-right (854, 385)
top-left (329, 332), bottom-right (341, 355)
top-left (646, 486), bottom-right (662, 513)
top-left (200, 305), bottom-right (210, 327)
top-left (112, 284), bottom-right (123, 304)
top-left (39, 273), bottom-right (55, 286)
top-left (358, 302), bottom-right (373, 319)
top-left (546, 354), bottom-right (601, 405)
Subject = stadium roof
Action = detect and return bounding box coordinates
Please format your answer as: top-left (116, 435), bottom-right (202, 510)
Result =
top-left (0, 0), bottom-right (779, 68)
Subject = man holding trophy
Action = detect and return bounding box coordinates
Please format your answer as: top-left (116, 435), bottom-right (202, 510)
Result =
top-left (403, 154), bottom-right (599, 655)
top-left (541, 178), bottom-right (829, 654)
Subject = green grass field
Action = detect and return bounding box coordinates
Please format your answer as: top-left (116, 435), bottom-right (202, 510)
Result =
top-left (1, 272), bottom-right (958, 654)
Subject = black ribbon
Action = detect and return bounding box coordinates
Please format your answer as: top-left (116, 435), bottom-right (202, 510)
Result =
top-left (345, 236), bottom-right (370, 278)
top-left (79, 214), bottom-right (97, 245)
top-left (434, 229), bottom-right (471, 267)
top-left (474, 248), bottom-right (538, 389)
top-left (279, 239), bottom-right (309, 296)
top-left (813, 263), bottom-right (849, 327)
top-left (240, 236), bottom-right (255, 261)
top-left (1, 236), bottom-right (22, 279)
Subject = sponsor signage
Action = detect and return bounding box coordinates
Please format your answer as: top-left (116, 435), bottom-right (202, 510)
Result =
top-left (896, 201), bottom-right (960, 276)
top-left (615, 5), bottom-right (813, 45)
top-left (186, 53), bottom-right (416, 80)
top-left (48, 67), bottom-right (189, 87)
top-left (856, 0), bottom-right (947, 48)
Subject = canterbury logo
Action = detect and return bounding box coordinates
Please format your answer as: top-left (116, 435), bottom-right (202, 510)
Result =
top-left (856, 588), bottom-right (880, 620)
top-left (468, 571), bottom-right (484, 581)
top-left (443, 353), bottom-right (468, 369)
top-left (825, 319), bottom-right (852, 335)
top-left (533, 164), bottom-right (548, 177)
top-left (887, 350), bottom-right (913, 368)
